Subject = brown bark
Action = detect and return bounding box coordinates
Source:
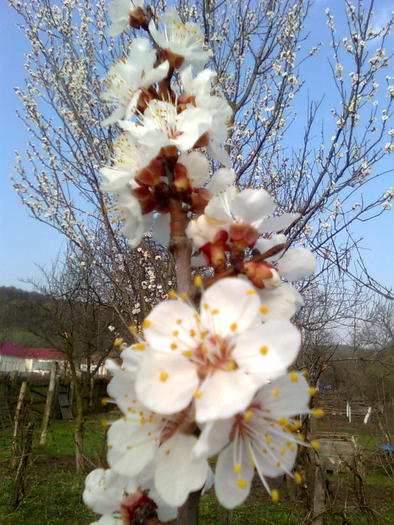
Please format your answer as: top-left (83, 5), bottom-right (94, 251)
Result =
top-left (70, 362), bottom-right (85, 473)
top-left (168, 197), bottom-right (192, 295)
top-left (176, 490), bottom-right (201, 525)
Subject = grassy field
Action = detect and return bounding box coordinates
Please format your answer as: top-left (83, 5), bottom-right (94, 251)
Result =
top-left (0, 415), bottom-right (393, 524)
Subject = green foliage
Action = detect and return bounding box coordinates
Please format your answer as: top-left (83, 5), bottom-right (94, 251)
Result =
top-left (0, 417), bottom-right (393, 524)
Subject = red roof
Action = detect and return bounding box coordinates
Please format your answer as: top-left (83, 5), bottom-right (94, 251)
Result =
top-left (0, 341), bottom-right (66, 360)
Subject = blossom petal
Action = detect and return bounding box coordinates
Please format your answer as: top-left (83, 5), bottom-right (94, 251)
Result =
top-left (258, 212), bottom-right (300, 233)
top-left (231, 188), bottom-right (275, 226)
top-left (200, 277), bottom-right (260, 338)
top-left (193, 419), bottom-right (232, 459)
top-left (207, 140), bottom-right (232, 167)
top-left (206, 168), bottom-right (236, 195)
top-left (154, 434), bottom-right (208, 507)
top-left (215, 440), bottom-right (254, 509)
top-left (135, 351), bottom-right (199, 414)
top-left (258, 283), bottom-right (304, 322)
top-left (196, 370), bottom-right (257, 422)
top-left (250, 425), bottom-right (298, 478)
top-left (256, 373), bottom-right (310, 417)
top-left (233, 321), bottom-right (301, 381)
top-left (277, 247), bottom-right (316, 281)
top-left (255, 234), bottom-right (287, 261)
top-left (143, 299), bottom-right (198, 352)
top-left (107, 418), bottom-right (158, 477)
top-left (204, 185), bottom-right (236, 222)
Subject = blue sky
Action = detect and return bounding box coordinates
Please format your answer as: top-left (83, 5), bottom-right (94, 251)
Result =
top-left (0, 1), bottom-right (392, 291)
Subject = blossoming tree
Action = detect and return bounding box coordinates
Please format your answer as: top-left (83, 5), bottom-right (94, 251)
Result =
top-left (9, 0), bottom-right (393, 523)
top-left (80, 2), bottom-right (325, 523)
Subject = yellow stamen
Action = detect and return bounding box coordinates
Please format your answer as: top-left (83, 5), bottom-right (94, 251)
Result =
top-left (193, 390), bottom-right (203, 398)
top-left (311, 440), bottom-right (320, 450)
top-left (133, 343), bottom-right (146, 351)
top-left (182, 350), bottom-right (193, 357)
top-left (312, 408), bottom-right (325, 419)
top-left (236, 479), bottom-right (247, 489)
top-left (160, 371), bottom-right (169, 382)
top-left (259, 306), bottom-right (269, 314)
top-left (290, 373), bottom-right (298, 383)
top-left (225, 361), bottom-right (235, 371)
top-left (129, 324), bottom-right (137, 333)
top-left (168, 290), bottom-right (177, 299)
top-left (309, 387), bottom-right (318, 396)
top-left (143, 319), bottom-right (151, 329)
top-left (243, 410), bottom-right (254, 422)
top-left (211, 309), bottom-right (219, 315)
top-left (294, 472), bottom-right (302, 484)
top-left (170, 343), bottom-right (178, 350)
top-left (271, 489), bottom-right (279, 503)
top-left (271, 388), bottom-right (281, 397)
top-left (234, 463), bottom-right (242, 473)
top-left (194, 275), bottom-right (202, 287)
top-left (277, 417), bottom-right (288, 426)
top-left (230, 322), bottom-right (238, 331)
top-left (114, 337), bottom-right (123, 346)
top-left (260, 345), bottom-right (269, 356)
top-left (246, 289), bottom-right (256, 295)
top-left (172, 330), bottom-right (179, 336)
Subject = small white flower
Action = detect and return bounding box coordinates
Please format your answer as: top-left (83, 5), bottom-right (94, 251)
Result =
top-left (134, 278), bottom-right (301, 422)
top-left (83, 468), bottom-right (136, 516)
top-left (107, 0), bottom-right (144, 37)
top-left (105, 358), bottom-right (209, 507)
top-left (101, 38), bottom-right (169, 126)
top-left (180, 66), bottom-right (232, 143)
top-left (177, 151), bottom-right (210, 187)
top-left (194, 373), bottom-right (311, 508)
top-left (120, 100), bottom-right (212, 155)
top-left (187, 186), bottom-right (299, 249)
top-left (149, 9), bottom-right (212, 72)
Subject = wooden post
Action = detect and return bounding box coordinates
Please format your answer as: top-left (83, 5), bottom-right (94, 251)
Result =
top-left (39, 361), bottom-right (58, 446)
top-left (176, 490), bottom-right (201, 525)
top-left (12, 421), bottom-right (34, 509)
top-left (12, 380), bottom-right (28, 466)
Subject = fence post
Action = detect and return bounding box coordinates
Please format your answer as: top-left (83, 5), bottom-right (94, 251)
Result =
top-left (39, 361), bottom-right (58, 446)
top-left (12, 380), bottom-right (28, 465)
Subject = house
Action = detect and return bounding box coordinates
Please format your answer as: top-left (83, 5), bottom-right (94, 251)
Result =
top-left (0, 341), bottom-right (66, 374)
top-left (0, 341), bottom-right (108, 376)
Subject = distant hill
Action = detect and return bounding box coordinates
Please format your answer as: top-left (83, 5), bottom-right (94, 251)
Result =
top-left (0, 286), bottom-right (49, 347)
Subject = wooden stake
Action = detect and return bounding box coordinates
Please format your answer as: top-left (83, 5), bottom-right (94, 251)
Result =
top-left (12, 380), bottom-right (28, 465)
top-left (39, 361), bottom-right (58, 446)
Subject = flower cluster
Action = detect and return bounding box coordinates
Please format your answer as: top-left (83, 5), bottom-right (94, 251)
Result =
top-left (84, 2), bottom-right (320, 523)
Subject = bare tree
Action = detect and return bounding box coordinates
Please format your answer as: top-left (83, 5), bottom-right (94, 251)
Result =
top-left (9, 0), bottom-right (393, 305)
top-left (30, 245), bottom-right (119, 472)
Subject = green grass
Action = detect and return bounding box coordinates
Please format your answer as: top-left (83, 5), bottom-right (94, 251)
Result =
top-left (1, 416), bottom-right (393, 524)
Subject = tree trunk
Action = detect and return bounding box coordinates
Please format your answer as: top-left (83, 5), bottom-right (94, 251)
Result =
top-left (176, 490), bottom-right (201, 525)
top-left (70, 364), bottom-right (85, 473)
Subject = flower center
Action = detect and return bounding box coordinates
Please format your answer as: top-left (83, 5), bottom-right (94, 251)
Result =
top-left (192, 333), bottom-right (236, 376)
